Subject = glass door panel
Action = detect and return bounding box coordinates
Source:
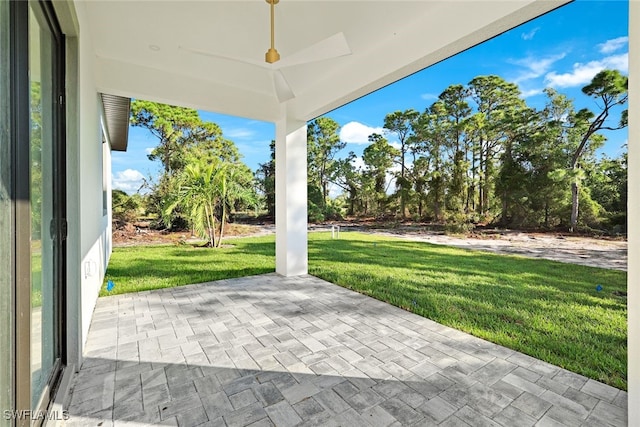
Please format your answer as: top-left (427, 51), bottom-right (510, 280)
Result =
top-left (29, 2), bottom-right (58, 411)
top-left (0, 0), bottom-right (12, 422)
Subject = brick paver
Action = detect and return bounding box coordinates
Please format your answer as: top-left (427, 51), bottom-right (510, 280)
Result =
top-left (64, 274), bottom-right (627, 426)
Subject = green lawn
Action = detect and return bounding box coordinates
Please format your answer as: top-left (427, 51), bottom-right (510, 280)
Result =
top-left (103, 231), bottom-right (627, 389)
top-left (102, 237), bottom-right (275, 295)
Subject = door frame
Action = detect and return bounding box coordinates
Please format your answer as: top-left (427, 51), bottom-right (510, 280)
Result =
top-left (11, 0), bottom-right (66, 423)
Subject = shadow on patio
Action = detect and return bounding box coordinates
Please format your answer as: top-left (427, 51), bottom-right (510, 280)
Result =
top-left (64, 274), bottom-right (627, 426)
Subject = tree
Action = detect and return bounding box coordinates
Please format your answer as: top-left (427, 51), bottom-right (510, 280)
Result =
top-left (330, 152), bottom-right (364, 216)
top-left (216, 162), bottom-right (257, 243)
top-left (585, 153), bottom-right (627, 230)
top-left (164, 160), bottom-right (223, 247)
top-left (131, 100), bottom-right (245, 229)
top-left (468, 75), bottom-right (525, 218)
top-left (362, 133), bottom-right (398, 216)
top-left (569, 69), bottom-right (628, 231)
top-left (411, 102), bottom-right (451, 221)
top-left (131, 101), bottom-right (230, 174)
top-left (516, 89), bottom-right (577, 228)
top-left (437, 84), bottom-right (472, 214)
top-left (494, 106), bottom-right (537, 225)
top-left (164, 158), bottom-right (255, 248)
top-left (307, 117), bottom-right (345, 205)
top-left (112, 190), bottom-right (141, 226)
top-left (255, 141), bottom-right (275, 217)
top-left (384, 109), bottom-right (419, 218)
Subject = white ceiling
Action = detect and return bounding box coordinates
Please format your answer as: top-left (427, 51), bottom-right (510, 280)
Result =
top-left (82, 0), bottom-right (570, 123)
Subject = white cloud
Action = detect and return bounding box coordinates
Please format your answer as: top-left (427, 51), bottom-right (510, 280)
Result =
top-left (145, 147), bottom-right (154, 155)
top-left (340, 121), bottom-right (384, 144)
top-left (545, 53), bottom-right (628, 88)
top-left (511, 53), bottom-right (566, 83)
top-left (520, 88), bottom-right (544, 98)
top-left (597, 36), bottom-right (628, 54)
top-left (420, 93), bottom-right (438, 101)
top-left (521, 27), bottom-right (540, 41)
top-left (389, 141), bottom-right (402, 151)
top-left (225, 128), bottom-right (255, 139)
top-left (112, 169), bottom-right (145, 194)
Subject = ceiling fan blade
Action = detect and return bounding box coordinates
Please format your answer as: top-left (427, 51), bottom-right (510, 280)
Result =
top-left (179, 45), bottom-right (268, 69)
top-left (278, 32), bottom-right (351, 68)
top-left (273, 70), bottom-right (295, 102)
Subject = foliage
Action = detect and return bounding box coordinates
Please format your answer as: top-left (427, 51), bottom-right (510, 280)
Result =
top-left (129, 100), bottom-right (257, 231)
top-left (308, 118), bottom-right (346, 202)
top-left (30, 82), bottom-right (43, 239)
top-left (568, 69), bottom-right (628, 231)
top-left (384, 109), bottom-right (419, 218)
top-left (164, 158), bottom-right (256, 247)
top-left (255, 140), bottom-right (276, 217)
top-left (131, 101), bottom-right (240, 173)
top-left (112, 190), bottom-right (142, 225)
top-left (319, 70), bottom-right (627, 233)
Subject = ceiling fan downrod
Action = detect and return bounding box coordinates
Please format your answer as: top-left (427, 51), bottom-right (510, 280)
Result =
top-left (265, 0), bottom-right (280, 63)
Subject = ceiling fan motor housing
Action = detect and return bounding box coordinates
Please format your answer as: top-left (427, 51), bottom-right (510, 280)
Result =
top-left (265, 48), bottom-right (280, 63)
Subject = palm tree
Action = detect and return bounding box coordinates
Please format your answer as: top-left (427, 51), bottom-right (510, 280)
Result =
top-left (164, 158), bottom-right (257, 248)
top-left (216, 162), bottom-right (258, 246)
top-left (164, 160), bottom-right (222, 247)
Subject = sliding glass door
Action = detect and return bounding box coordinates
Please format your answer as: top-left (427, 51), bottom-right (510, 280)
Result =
top-left (0, 0), bottom-right (13, 422)
top-left (28, 1), bottom-right (61, 411)
top-left (2, 0), bottom-right (65, 423)
top-left (9, 0), bottom-right (66, 421)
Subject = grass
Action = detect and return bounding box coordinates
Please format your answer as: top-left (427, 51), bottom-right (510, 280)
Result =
top-left (103, 231), bottom-right (627, 389)
top-left (102, 237), bottom-right (275, 296)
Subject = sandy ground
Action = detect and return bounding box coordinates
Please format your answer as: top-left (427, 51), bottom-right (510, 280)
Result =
top-left (364, 229), bottom-right (627, 271)
top-left (229, 224), bottom-right (628, 271)
top-left (114, 223), bottom-right (627, 271)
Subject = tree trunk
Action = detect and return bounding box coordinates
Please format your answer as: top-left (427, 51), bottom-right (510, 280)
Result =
top-left (322, 181), bottom-right (328, 206)
top-left (400, 150), bottom-right (406, 219)
top-left (570, 181), bottom-right (579, 232)
top-left (478, 142), bottom-right (484, 215)
top-left (205, 204), bottom-right (215, 247)
top-left (349, 189), bottom-right (355, 216)
top-left (544, 201), bottom-right (549, 228)
top-left (217, 202), bottom-right (227, 248)
top-left (501, 192), bottom-right (508, 226)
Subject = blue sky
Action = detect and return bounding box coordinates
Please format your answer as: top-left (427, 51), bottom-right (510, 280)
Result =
top-left (112, 0), bottom-right (629, 194)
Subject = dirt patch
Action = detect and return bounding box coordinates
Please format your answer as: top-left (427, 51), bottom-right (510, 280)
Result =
top-left (365, 229), bottom-right (627, 271)
top-left (113, 221), bottom-right (627, 271)
top-left (112, 223), bottom-right (271, 247)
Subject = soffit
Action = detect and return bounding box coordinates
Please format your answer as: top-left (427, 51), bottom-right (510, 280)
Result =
top-left (101, 93), bottom-right (131, 151)
top-left (82, 1), bottom-right (570, 123)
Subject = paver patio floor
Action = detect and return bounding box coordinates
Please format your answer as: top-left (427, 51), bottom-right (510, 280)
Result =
top-left (64, 274), bottom-right (627, 426)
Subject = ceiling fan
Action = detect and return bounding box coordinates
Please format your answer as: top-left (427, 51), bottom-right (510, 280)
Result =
top-left (180, 0), bottom-right (351, 102)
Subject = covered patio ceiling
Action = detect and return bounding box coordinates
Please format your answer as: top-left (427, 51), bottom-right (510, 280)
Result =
top-left (83, 0), bottom-right (569, 123)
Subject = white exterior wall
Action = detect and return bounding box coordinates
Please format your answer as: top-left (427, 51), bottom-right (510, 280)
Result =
top-left (76, 5), bottom-right (111, 354)
top-left (57, 0), bottom-right (114, 367)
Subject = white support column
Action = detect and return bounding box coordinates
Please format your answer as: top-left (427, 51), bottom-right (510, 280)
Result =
top-left (275, 116), bottom-right (308, 276)
top-left (628, 0), bottom-right (639, 422)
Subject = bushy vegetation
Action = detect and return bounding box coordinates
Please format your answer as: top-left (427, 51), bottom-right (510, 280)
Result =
top-left (256, 70), bottom-right (627, 232)
top-left (127, 101), bottom-right (259, 246)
